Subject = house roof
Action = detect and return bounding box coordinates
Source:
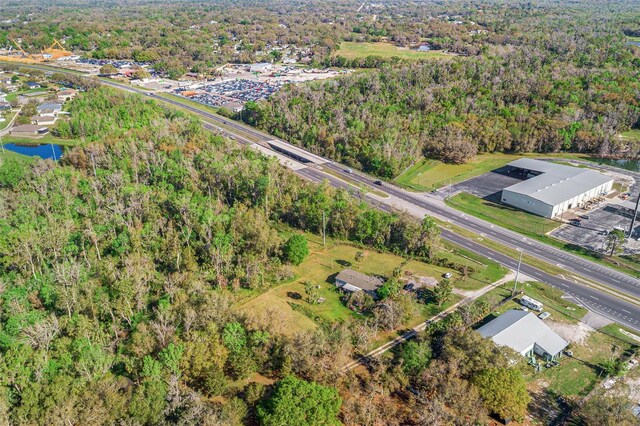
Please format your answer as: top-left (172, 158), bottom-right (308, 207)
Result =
top-left (11, 124), bottom-right (48, 132)
top-left (503, 159), bottom-right (613, 207)
top-left (37, 103), bottom-right (62, 111)
top-left (335, 269), bottom-right (384, 292)
top-left (477, 309), bottom-right (568, 356)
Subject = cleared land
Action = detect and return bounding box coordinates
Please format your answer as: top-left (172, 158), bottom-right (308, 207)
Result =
top-left (620, 129), bottom-right (640, 141)
top-left (240, 234), bottom-right (506, 336)
top-left (336, 42), bottom-right (452, 60)
top-left (447, 192), bottom-right (560, 237)
top-left (395, 153), bottom-right (588, 192)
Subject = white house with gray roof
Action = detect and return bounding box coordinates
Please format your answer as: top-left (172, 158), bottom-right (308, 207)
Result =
top-left (501, 159), bottom-right (613, 218)
top-left (477, 309), bottom-right (568, 360)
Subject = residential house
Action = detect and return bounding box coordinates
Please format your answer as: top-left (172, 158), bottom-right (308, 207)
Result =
top-left (57, 89), bottom-right (77, 102)
top-left (31, 115), bottom-right (57, 125)
top-left (10, 124), bottom-right (49, 137)
top-left (37, 102), bottom-right (63, 117)
top-left (334, 269), bottom-right (384, 298)
top-left (477, 309), bottom-right (569, 360)
top-left (26, 81), bottom-right (41, 89)
top-left (0, 102), bottom-right (11, 111)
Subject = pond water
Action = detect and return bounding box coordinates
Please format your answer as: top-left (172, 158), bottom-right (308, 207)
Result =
top-left (627, 41), bottom-right (640, 47)
top-left (589, 158), bottom-right (640, 172)
top-left (3, 143), bottom-right (63, 160)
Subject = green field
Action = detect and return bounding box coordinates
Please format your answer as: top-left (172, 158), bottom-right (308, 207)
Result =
top-left (0, 111), bottom-right (17, 130)
top-left (620, 129), bottom-right (640, 141)
top-left (336, 42), bottom-right (452, 60)
top-left (240, 233), bottom-right (506, 335)
top-left (2, 134), bottom-right (80, 147)
top-left (447, 192), bottom-right (560, 237)
top-left (395, 153), bottom-right (588, 192)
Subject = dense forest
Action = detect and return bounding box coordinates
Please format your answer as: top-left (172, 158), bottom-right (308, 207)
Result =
top-left (240, 8), bottom-right (640, 176)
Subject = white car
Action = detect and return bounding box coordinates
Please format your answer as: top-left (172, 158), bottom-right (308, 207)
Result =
top-left (538, 312), bottom-right (551, 320)
top-left (443, 272), bottom-right (453, 279)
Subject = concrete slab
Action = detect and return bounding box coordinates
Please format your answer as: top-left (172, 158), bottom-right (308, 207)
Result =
top-left (581, 311), bottom-right (614, 329)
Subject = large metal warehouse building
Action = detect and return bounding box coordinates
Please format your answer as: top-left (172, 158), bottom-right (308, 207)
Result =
top-left (501, 159), bottom-right (614, 218)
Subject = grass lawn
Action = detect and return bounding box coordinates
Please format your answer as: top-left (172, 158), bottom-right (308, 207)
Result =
top-left (0, 149), bottom-right (34, 163)
top-left (484, 281), bottom-right (588, 324)
top-left (0, 111), bottom-right (17, 130)
top-left (240, 234), bottom-right (507, 335)
top-left (335, 42), bottom-right (453, 60)
top-left (439, 244), bottom-right (509, 291)
top-left (2, 134), bottom-right (80, 147)
top-left (394, 153), bottom-right (588, 192)
top-left (525, 325), bottom-right (634, 397)
top-left (620, 129), bottom-right (640, 141)
top-left (447, 192), bottom-right (560, 237)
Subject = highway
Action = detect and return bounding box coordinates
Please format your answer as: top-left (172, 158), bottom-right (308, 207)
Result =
top-left (11, 62), bottom-right (640, 331)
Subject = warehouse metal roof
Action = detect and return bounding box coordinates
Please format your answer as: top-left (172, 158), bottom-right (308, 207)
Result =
top-left (503, 159), bottom-right (613, 207)
top-left (477, 309), bottom-right (568, 357)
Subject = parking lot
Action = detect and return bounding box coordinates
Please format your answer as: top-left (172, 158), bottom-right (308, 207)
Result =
top-left (445, 166), bottom-right (524, 201)
top-left (174, 79), bottom-right (284, 109)
top-left (550, 204), bottom-right (640, 254)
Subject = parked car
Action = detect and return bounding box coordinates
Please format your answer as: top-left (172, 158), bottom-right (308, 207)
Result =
top-left (344, 168), bottom-right (353, 174)
top-left (580, 215), bottom-right (590, 220)
top-left (373, 180), bottom-right (383, 186)
top-left (442, 272), bottom-right (453, 279)
top-left (538, 312), bottom-right (551, 320)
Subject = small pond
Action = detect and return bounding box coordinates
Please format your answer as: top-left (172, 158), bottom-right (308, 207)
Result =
top-left (589, 158), bottom-right (640, 172)
top-left (3, 143), bottom-right (63, 160)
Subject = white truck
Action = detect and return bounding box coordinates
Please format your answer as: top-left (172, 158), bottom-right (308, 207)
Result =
top-left (520, 295), bottom-right (543, 312)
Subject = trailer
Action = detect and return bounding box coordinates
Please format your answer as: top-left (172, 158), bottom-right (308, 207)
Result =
top-left (520, 295), bottom-right (543, 312)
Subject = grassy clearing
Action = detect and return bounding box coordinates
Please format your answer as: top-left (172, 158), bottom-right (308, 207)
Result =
top-left (394, 153), bottom-right (588, 192)
top-left (447, 192), bottom-right (560, 237)
top-left (336, 42), bottom-right (452, 60)
top-left (2, 134), bottom-right (80, 147)
top-left (241, 234), bottom-right (506, 335)
top-left (526, 325), bottom-right (634, 397)
top-left (0, 111), bottom-right (16, 130)
top-left (486, 281), bottom-right (588, 324)
top-left (620, 129), bottom-right (640, 141)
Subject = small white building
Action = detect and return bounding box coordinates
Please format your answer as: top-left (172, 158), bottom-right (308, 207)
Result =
top-left (477, 309), bottom-right (568, 360)
top-left (501, 159), bottom-right (614, 218)
top-left (249, 62), bottom-right (273, 73)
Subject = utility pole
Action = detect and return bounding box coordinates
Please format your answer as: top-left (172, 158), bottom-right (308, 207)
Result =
top-left (513, 250), bottom-right (523, 295)
top-left (628, 193), bottom-right (640, 238)
top-left (322, 210), bottom-right (326, 247)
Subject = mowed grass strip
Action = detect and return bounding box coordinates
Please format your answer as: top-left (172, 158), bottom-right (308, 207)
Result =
top-left (446, 192), bottom-right (559, 237)
top-left (336, 42), bottom-right (452, 60)
top-left (394, 153), bottom-right (589, 192)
